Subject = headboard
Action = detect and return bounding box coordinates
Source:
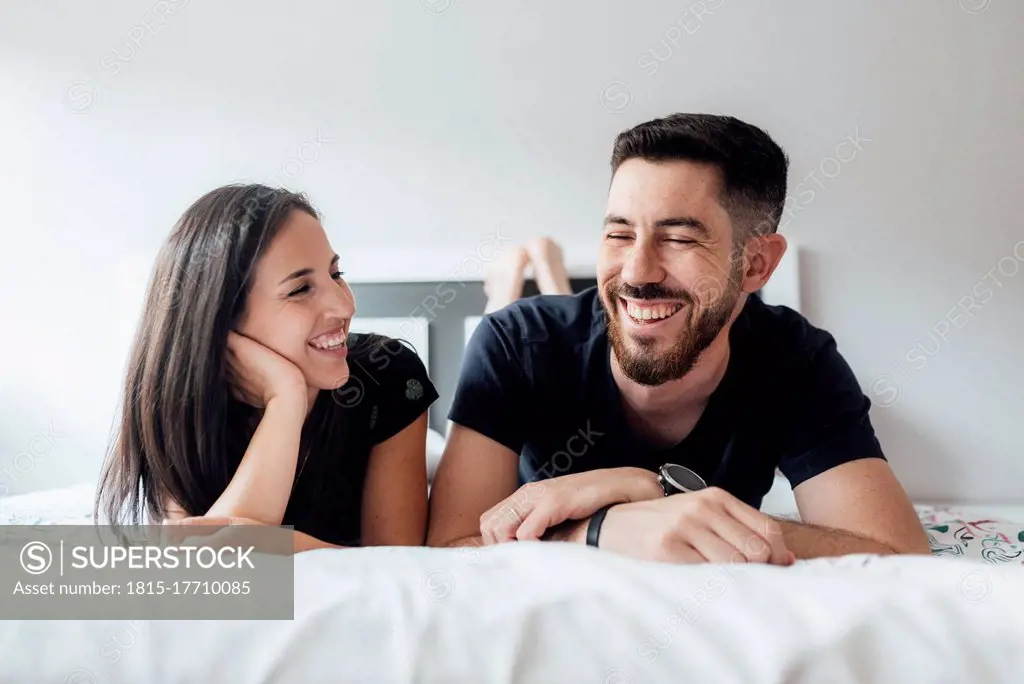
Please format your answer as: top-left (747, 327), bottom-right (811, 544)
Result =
top-left (345, 244), bottom-right (800, 435)
top-left (347, 277), bottom-right (597, 434)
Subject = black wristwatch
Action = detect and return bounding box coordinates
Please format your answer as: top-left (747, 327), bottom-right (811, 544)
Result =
top-left (657, 463), bottom-right (708, 496)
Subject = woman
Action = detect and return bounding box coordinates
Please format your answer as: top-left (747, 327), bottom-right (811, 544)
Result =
top-left (94, 184), bottom-right (437, 551)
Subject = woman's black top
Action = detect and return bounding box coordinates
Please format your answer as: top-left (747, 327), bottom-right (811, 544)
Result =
top-left (271, 334), bottom-right (438, 546)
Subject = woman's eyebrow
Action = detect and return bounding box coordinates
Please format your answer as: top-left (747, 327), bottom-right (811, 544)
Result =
top-left (278, 255), bottom-right (340, 285)
top-left (279, 268), bottom-right (312, 285)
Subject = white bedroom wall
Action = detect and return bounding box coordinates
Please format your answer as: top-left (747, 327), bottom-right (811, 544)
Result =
top-left (0, 0), bottom-right (1021, 502)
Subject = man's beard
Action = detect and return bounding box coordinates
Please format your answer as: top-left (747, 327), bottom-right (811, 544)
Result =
top-left (602, 261), bottom-right (742, 387)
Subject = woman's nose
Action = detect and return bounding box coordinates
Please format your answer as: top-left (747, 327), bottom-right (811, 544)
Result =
top-left (324, 279), bottom-right (356, 318)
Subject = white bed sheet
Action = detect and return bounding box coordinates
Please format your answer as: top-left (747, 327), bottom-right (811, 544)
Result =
top-left (3, 543), bottom-right (1024, 684)
top-left (0, 482), bottom-right (96, 525)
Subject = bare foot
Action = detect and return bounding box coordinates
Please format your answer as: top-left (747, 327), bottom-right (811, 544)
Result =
top-left (526, 237), bottom-right (573, 295)
top-left (484, 245), bottom-right (530, 313)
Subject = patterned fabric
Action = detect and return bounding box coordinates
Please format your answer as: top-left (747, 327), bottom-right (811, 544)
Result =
top-left (918, 505), bottom-right (1024, 565)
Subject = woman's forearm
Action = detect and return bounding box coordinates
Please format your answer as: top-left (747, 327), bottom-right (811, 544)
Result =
top-left (206, 394), bottom-right (307, 524)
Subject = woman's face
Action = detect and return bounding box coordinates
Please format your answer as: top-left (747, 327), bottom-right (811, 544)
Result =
top-left (235, 209), bottom-right (355, 393)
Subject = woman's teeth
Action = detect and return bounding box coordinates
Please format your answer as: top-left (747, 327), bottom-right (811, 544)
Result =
top-left (310, 332), bottom-right (347, 350)
top-left (625, 301), bottom-right (683, 322)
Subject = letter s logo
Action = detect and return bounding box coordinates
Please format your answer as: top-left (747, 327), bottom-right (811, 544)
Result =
top-left (21, 541), bottom-right (52, 574)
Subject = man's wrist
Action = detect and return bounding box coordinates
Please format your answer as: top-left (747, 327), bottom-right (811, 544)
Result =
top-left (627, 467), bottom-right (663, 500)
top-left (542, 517), bottom-right (589, 544)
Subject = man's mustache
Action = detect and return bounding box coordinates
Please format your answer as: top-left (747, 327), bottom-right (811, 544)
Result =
top-left (610, 282), bottom-right (692, 304)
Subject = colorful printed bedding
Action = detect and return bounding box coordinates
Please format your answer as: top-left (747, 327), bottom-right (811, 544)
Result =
top-left (919, 505), bottom-right (1024, 565)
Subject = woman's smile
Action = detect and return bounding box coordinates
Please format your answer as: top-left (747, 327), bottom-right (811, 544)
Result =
top-left (308, 324), bottom-right (349, 358)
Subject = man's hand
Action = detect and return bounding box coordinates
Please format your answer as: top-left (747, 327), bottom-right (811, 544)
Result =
top-left (479, 468), bottom-right (662, 544)
top-left (558, 487), bottom-right (796, 566)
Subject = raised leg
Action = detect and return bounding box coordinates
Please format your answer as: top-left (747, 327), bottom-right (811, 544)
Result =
top-left (483, 245), bottom-right (530, 313)
top-left (525, 237), bottom-right (573, 295)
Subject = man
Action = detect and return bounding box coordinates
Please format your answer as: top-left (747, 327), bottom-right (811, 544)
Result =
top-left (427, 113), bottom-right (929, 564)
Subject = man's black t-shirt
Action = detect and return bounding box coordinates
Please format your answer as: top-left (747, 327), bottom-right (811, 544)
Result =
top-left (448, 288), bottom-right (885, 509)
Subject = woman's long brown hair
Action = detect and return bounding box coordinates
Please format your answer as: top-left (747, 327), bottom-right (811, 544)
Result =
top-left (95, 184), bottom-right (324, 525)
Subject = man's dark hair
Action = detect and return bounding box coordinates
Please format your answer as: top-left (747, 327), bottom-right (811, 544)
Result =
top-left (610, 113), bottom-right (789, 242)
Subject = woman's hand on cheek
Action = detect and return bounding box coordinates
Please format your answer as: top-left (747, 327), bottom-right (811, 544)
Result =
top-left (226, 332), bottom-right (308, 411)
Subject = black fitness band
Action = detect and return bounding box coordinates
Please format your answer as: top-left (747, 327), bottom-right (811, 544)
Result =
top-left (586, 505), bottom-right (613, 548)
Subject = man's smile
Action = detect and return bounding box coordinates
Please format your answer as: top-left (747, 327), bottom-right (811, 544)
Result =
top-left (618, 296), bottom-right (687, 328)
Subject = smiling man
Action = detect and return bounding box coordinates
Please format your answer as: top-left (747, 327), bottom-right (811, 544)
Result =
top-left (427, 113), bottom-right (929, 564)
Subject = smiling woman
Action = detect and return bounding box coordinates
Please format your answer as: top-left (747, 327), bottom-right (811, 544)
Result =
top-left (94, 184), bottom-right (438, 549)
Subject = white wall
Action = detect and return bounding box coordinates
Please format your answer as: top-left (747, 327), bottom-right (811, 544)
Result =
top-left (1, 0), bottom-right (1021, 502)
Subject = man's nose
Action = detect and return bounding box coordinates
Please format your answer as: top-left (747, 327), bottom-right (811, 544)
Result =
top-left (619, 240), bottom-right (665, 286)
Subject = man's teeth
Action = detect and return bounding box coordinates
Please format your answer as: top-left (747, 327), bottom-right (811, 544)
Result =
top-left (625, 301), bottom-right (683, 321)
top-left (310, 332), bottom-right (347, 350)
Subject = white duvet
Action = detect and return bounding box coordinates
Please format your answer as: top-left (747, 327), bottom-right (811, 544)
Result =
top-left (4, 542), bottom-right (1024, 684)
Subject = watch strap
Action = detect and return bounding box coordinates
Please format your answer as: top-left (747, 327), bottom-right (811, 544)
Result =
top-left (586, 505), bottom-right (613, 548)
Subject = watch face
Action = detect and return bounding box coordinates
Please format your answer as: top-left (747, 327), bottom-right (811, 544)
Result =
top-left (662, 464), bottom-right (708, 493)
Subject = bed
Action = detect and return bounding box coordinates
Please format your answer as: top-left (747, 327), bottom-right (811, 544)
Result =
top-left (6, 275), bottom-right (1021, 682)
top-left (2, 525), bottom-right (1024, 683)
top-left (2, 481), bottom-right (1024, 683)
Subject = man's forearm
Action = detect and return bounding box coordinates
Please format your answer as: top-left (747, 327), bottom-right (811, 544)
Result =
top-left (545, 515), bottom-right (898, 556)
top-left (434, 534), bottom-right (486, 548)
top-left (434, 524), bottom-right (586, 548)
top-left (549, 515), bottom-right (906, 558)
top-left (543, 517), bottom-right (589, 544)
top-left (775, 518), bottom-right (898, 559)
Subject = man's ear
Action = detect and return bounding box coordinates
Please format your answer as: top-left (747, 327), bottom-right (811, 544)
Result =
top-left (740, 234), bottom-right (787, 293)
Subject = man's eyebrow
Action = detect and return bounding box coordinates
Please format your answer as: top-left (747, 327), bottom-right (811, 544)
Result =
top-left (278, 255), bottom-right (340, 285)
top-left (654, 217), bottom-right (709, 238)
top-left (603, 215), bottom-right (710, 238)
top-left (604, 214), bottom-right (632, 226)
